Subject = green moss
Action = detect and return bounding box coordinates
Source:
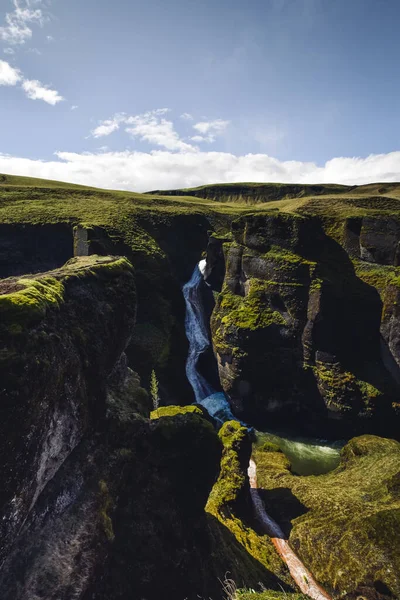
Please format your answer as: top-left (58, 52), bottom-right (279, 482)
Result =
top-left (313, 360), bottom-right (358, 411)
top-left (98, 480), bottom-right (115, 542)
top-left (253, 448), bottom-right (292, 480)
top-left (261, 246), bottom-right (313, 269)
top-left (254, 435), bottom-right (400, 597)
top-left (206, 421), bottom-right (291, 588)
top-left (0, 276), bottom-right (64, 327)
top-left (353, 260), bottom-right (400, 297)
top-left (150, 404), bottom-right (204, 420)
top-left (219, 279), bottom-right (287, 332)
top-left (237, 591), bottom-right (308, 600)
top-left (259, 441), bottom-right (282, 454)
top-left (0, 256), bottom-right (134, 334)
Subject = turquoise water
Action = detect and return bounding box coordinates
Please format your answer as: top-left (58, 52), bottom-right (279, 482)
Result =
top-left (256, 430), bottom-right (344, 476)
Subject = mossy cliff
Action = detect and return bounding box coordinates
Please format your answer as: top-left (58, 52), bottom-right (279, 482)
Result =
top-left (0, 247), bottom-right (295, 600)
top-left (253, 435), bottom-right (400, 599)
top-left (205, 421), bottom-right (294, 593)
top-left (2, 175), bottom-right (400, 426)
top-left (2, 175), bottom-right (400, 598)
top-left (209, 211), bottom-right (400, 436)
top-left (0, 253), bottom-right (272, 600)
top-left (0, 255), bottom-right (137, 566)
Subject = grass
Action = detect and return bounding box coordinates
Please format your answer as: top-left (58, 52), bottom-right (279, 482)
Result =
top-left (253, 435), bottom-right (400, 598)
top-left (0, 255), bottom-right (131, 331)
top-left (206, 421), bottom-right (293, 591)
top-left (1, 174), bottom-right (400, 232)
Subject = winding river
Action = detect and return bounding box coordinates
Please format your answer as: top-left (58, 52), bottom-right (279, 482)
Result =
top-left (183, 260), bottom-right (334, 599)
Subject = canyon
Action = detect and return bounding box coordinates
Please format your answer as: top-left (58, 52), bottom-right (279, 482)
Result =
top-left (0, 174), bottom-right (400, 599)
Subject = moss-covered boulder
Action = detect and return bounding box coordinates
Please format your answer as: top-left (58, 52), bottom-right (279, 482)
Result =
top-left (253, 435), bottom-right (400, 598)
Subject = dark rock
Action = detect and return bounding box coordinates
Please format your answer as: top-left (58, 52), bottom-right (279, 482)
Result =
top-left (211, 214), bottom-right (400, 437)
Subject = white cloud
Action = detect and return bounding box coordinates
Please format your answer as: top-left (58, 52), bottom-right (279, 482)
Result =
top-left (125, 109), bottom-right (195, 152)
top-left (70, 105), bottom-right (78, 111)
top-left (180, 112), bottom-right (193, 120)
top-left (91, 114), bottom-right (124, 138)
top-left (0, 58), bottom-right (63, 104)
top-left (22, 78), bottom-right (63, 104)
top-left (91, 109), bottom-right (196, 152)
top-left (46, 34), bottom-right (54, 42)
top-left (192, 119), bottom-right (230, 143)
top-left (0, 149), bottom-right (399, 193)
top-left (0, 58), bottom-right (21, 85)
top-left (0, 0), bottom-right (47, 46)
top-left (3, 47), bottom-right (15, 54)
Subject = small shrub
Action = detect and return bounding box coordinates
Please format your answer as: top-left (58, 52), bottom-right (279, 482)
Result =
top-left (150, 369), bottom-right (160, 412)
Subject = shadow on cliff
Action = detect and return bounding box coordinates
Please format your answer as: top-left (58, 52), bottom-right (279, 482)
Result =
top-left (305, 221), bottom-right (399, 436)
top-left (83, 216), bottom-right (215, 407)
top-left (257, 488), bottom-right (308, 537)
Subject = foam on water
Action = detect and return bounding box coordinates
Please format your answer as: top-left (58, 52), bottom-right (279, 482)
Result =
top-left (257, 430), bottom-right (344, 476)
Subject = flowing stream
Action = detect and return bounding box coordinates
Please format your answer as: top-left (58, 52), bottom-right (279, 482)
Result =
top-left (183, 260), bottom-right (342, 475)
top-left (182, 263), bottom-right (215, 402)
top-left (256, 430), bottom-right (343, 476)
top-left (183, 259), bottom-right (334, 599)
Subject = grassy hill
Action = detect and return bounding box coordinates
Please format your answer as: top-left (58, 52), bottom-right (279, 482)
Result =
top-left (1, 173), bottom-right (400, 225)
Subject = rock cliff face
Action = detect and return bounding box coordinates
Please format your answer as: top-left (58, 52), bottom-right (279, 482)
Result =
top-left (209, 213), bottom-right (400, 436)
top-left (0, 256), bottom-right (229, 600)
top-left (0, 256), bottom-right (137, 566)
top-left (0, 255), bottom-right (291, 600)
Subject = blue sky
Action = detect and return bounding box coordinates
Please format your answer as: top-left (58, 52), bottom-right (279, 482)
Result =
top-left (0, 0), bottom-right (399, 191)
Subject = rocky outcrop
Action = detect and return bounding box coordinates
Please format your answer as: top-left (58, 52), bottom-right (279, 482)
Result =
top-left (0, 406), bottom-right (223, 600)
top-left (0, 258), bottom-right (227, 600)
top-left (210, 213), bottom-right (400, 436)
top-left (205, 421), bottom-right (294, 593)
top-left (344, 216), bottom-right (400, 264)
top-left (0, 255), bottom-right (137, 566)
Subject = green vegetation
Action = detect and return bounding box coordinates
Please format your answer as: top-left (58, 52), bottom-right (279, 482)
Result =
top-left (0, 276), bottom-right (64, 329)
top-left (2, 173), bottom-right (400, 238)
top-left (237, 591), bottom-right (308, 600)
top-left (150, 369), bottom-right (160, 412)
top-left (206, 421), bottom-right (293, 590)
top-left (98, 480), bottom-right (115, 542)
top-left (218, 279), bottom-right (287, 332)
top-left (259, 441), bottom-right (282, 454)
top-left (0, 255), bottom-right (132, 332)
top-left (150, 404), bottom-right (204, 419)
top-left (253, 435), bottom-right (400, 597)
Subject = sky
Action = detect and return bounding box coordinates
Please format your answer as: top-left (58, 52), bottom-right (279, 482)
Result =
top-left (0, 0), bottom-right (399, 192)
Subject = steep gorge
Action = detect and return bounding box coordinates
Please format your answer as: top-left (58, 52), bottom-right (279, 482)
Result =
top-left (1, 176), bottom-right (400, 599)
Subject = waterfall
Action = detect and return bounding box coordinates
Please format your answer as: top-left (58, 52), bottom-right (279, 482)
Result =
top-left (183, 263), bottom-right (215, 402)
top-left (183, 260), bottom-right (248, 426)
